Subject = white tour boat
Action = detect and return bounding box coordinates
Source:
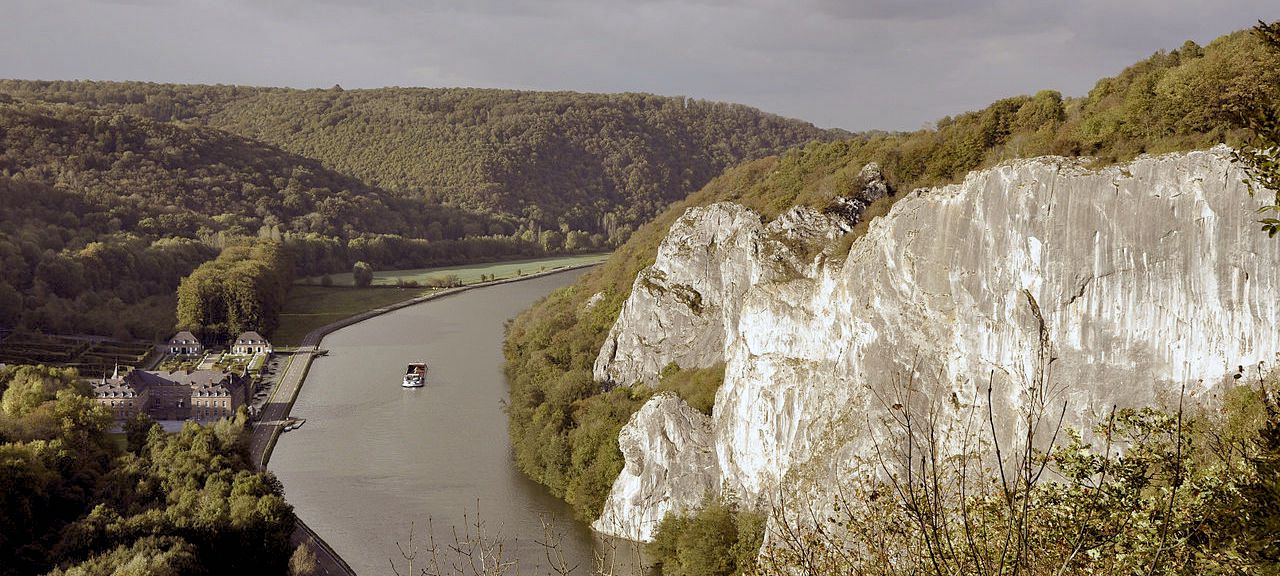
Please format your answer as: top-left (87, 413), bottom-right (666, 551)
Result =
top-left (402, 362), bottom-right (427, 388)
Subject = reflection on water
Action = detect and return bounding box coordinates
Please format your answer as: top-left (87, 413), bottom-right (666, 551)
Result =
top-left (271, 271), bottom-right (643, 575)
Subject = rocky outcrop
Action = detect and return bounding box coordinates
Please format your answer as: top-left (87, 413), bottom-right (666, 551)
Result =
top-left (593, 199), bottom-right (865, 387)
top-left (592, 393), bottom-right (719, 542)
top-left (592, 203), bottom-right (844, 386)
top-left (593, 147), bottom-right (1280, 541)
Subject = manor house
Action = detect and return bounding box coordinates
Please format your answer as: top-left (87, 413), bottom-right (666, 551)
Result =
top-left (93, 369), bottom-right (248, 423)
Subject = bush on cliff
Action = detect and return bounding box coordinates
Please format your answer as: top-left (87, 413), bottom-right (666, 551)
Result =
top-left (648, 501), bottom-right (766, 576)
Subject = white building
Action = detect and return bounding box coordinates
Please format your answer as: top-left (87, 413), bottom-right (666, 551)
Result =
top-left (162, 331), bottom-right (203, 356)
top-left (232, 331), bottom-right (272, 355)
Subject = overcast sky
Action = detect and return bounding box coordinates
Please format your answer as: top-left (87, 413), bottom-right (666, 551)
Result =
top-left (1, 0), bottom-right (1275, 130)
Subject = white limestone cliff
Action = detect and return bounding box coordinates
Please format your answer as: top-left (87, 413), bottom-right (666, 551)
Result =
top-left (592, 146), bottom-right (1280, 541)
top-left (592, 393), bottom-right (719, 542)
top-left (592, 203), bottom-right (849, 386)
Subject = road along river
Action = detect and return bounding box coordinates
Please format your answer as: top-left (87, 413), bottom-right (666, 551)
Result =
top-left (271, 269), bottom-right (642, 575)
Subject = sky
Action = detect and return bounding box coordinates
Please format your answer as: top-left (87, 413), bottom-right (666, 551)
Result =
top-left (1, 0), bottom-right (1276, 130)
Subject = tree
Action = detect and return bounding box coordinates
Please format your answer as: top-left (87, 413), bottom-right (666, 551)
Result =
top-left (564, 230), bottom-right (591, 252)
top-left (0, 365), bottom-right (80, 418)
top-left (352, 261), bottom-right (374, 288)
top-left (175, 241), bottom-right (291, 339)
top-left (539, 229), bottom-right (563, 252)
top-left (289, 542), bottom-right (318, 576)
top-left (47, 536), bottom-right (199, 576)
top-left (0, 282), bottom-right (22, 326)
top-left (1236, 20), bottom-right (1280, 235)
top-left (124, 412), bottom-right (157, 454)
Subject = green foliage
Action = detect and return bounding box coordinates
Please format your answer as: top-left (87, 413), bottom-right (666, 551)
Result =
top-left (0, 366), bottom-right (115, 575)
top-left (0, 82), bottom-right (833, 236)
top-left (289, 542), bottom-right (319, 576)
top-left (0, 364), bottom-right (297, 576)
top-left (1231, 381), bottom-right (1280, 568)
top-left (0, 364), bottom-right (83, 418)
top-left (351, 261), bottom-right (373, 288)
top-left (123, 412), bottom-right (156, 454)
top-left (47, 536), bottom-right (199, 576)
top-left (656, 363), bottom-right (725, 415)
top-left (176, 241), bottom-right (292, 340)
top-left (648, 501), bottom-right (766, 576)
top-left (425, 274), bottom-right (462, 289)
top-left (756, 386), bottom-right (1280, 576)
top-left (504, 271), bottom-right (652, 519)
top-left (1232, 20), bottom-right (1280, 236)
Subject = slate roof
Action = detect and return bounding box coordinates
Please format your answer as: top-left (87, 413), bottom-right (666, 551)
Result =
top-left (235, 331), bottom-right (269, 344)
top-left (167, 331), bottom-right (201, 345)
top-left (125, 369), bottom-right (246, 396)
top-left (92, 378), bottom-right (144, 398)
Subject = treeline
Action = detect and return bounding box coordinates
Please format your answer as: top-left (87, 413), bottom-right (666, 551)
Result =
top-left (0, 174), bottom-right (218, 339)
top-left (0, 99), bottom-right (504, 241)
top-left (176, 242), bottom-right (291, 342)
top-left (282, 232), bottom-right (567, 278)
top-left (0, 82), bottom-right (836, 237)
top-left (503, 25), bottom-right (1280, 523)
top-left (0, 365), bottom-right (295, 575)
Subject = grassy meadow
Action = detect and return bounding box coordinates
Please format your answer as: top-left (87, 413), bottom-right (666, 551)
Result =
top-left (276, 253), bottom-right (610, 345)
top-left (300, 253), bottom-right (610, 287)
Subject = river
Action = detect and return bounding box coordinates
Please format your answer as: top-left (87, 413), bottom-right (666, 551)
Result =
top-left (271, 270), bottom-right (640, 575)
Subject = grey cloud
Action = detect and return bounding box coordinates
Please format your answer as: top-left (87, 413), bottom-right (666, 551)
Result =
top-left (1, 0), bottom-right (1276, 129)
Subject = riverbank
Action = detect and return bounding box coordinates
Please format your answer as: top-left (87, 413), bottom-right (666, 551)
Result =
top-left (299, 252), bottom-right (610, 287)
top-left (247, 262), bottom-right (603, 576)
top-left (275, 253), bottom-right (610, 346)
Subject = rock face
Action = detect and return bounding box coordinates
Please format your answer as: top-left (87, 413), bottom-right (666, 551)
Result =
top-left (593, 203), bottom-right (849, 386)
top-left (592, 147), bottom-right (1280, 541)
top-left (592, 393), bottom-right (718, 542)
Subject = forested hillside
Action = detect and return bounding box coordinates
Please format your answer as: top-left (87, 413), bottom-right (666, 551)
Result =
top-left (0, 85), bottom-right (831, 340)
top-left (503, 27), bottom-right (1280, 522)
top-left (0, 82), bottom-right (835, 240)
top-left (0, 99), bottom-right (505, 338)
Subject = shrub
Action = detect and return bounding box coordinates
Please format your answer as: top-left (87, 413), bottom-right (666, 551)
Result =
top-left (648, 500), bottom-right (766, 576)
top-left (352, 261), bottom-right (374, 288)
top-left (656, 363), bottom-right (724, 416)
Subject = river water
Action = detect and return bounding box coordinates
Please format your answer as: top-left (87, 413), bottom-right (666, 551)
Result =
top-left (272, 270), bottom-right (640, 575)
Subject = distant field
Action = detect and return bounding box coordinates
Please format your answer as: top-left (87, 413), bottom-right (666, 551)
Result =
top-left (273, 286), bottom-right (432, 346)
top-left (277, 253), bottom-right (609, 346)
top-left (301, 253), bottom-right (610, 287)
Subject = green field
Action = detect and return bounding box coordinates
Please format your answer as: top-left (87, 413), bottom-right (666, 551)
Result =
top-left (273, 286), bottom-right (433, 346)
top-left (301, 253), bottom-right (610, 287)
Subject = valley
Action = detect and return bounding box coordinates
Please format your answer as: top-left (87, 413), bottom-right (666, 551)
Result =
top-left (1, 15), bottom-right (1279, 576)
